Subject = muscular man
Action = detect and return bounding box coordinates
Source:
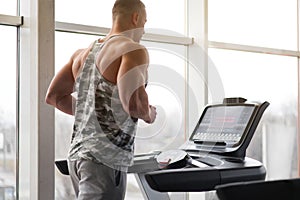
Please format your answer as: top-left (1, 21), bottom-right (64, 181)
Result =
top-left (45, 0), bottom-right (157, 199)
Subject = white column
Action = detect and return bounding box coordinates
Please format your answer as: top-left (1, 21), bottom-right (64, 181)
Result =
top-left (186, 1), bottom-right (208, 200)
top-left (187, 0), bottom-right (225, 133)
top-left (187, 0), bottom-right (208, 138)
top-left (19, 0), bottom-right (55, 199)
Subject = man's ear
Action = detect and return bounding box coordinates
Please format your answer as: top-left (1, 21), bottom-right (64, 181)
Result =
top-left (132, 12), bottom-right (139, 26)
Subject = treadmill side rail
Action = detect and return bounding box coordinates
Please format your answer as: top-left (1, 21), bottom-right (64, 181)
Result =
top-left (220, 165), bottom-right (266, 185)
top-left (145, 168), bottom-right (221, 192)
top-left (145, 162), bottom-right (266, 192)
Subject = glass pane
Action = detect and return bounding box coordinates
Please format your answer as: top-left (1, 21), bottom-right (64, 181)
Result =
top-left (143, 0), bottom-right (185, 35)
top-left (55, 0), bottom-right (114, 27)
top-left (54, 32), bottom-right (187, 199)
top-left (55, 0), bottom-right (185, 35)
top-left (208, 0), bottom-right (297, 50)
top-left (0, 0), bottom-right (17, 15)
top-left (137, 41), bottom-right (187, 154)
top-left (0, 26), bottom-right (17, 199)
top-left (208, 48), bottom-right (298, 179)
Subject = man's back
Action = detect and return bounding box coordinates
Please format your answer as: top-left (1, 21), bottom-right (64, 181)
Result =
top-left (71, 35), bottom-right (148, 85)
top-left (69, 39), bottom-right (138, 169)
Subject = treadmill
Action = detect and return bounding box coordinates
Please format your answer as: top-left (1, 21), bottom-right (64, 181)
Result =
top-left (128, 97), bottom-right (269, 200)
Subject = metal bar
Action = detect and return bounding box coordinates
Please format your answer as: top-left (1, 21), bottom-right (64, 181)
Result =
top-left (209, 41), bottom-right (300, 57)
top-left (297, 0), bottom-right (300, 177)
top-left (55, 21), bottom-right (193, 46)
top-left (142, 33), bottom-right (193, 45)
top-left (0, 14), bottom-right (22, 26)
top-left (16, 7), bottom-right (21, 200)
top-left (16, 2), bottom-right (21, 200)
top-left (55, 21), bottom-right (110, 36)
top-left (204, 0), bottom-right (209, 106)
top-left (16, 25), bottom-right (20, 200)
top-left (297, 56), bottom-right (300, 177)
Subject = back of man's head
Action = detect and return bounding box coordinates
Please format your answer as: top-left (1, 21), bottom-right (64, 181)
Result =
top-left (112, 0), bottom-right (145, 22)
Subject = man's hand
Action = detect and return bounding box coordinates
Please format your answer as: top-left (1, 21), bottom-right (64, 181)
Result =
top-left (146, 105), bottom-right (157, 124)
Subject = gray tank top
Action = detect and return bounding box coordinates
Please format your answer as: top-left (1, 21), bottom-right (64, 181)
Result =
top-left (68, 37), bottom-right (137, 170)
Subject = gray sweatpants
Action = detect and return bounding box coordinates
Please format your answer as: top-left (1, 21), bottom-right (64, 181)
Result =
top-left (68, 159), bottom-right (127, 200)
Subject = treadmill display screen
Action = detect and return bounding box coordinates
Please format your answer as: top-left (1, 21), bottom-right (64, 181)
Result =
top-left (191, 105), bottom-right (256, 146)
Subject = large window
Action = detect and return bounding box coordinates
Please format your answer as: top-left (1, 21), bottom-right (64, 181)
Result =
top-left (208, 49), bottom-right (298, 179)
top-left (208, 0), bottom-right (297, 50)
top-left (208, 0), bottom-right (299, 181)
top-left (0, 26), bottom-right (17, 200)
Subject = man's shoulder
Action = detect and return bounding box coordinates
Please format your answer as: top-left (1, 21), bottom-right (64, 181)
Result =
top-left (105, 36), bottom-right (147, 56)
top-left (71, 47), bottom-right (91, 63)
top-left (110, 36), bottom-right (145, 49)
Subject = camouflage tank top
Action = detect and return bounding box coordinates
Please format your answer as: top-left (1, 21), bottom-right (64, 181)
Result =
top-left (68, 37), bottom-right (137, 170)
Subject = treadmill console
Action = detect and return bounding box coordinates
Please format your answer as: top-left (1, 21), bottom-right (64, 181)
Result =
top-left (191, 104), bottom-right (256, 148)
top-left (184, 98), bottom-right (269, 158)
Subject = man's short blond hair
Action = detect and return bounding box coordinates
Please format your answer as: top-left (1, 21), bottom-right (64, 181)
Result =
top-left (112, 0), bottom-right (145, 21)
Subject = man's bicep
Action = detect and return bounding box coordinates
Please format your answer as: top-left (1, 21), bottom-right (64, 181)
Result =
top-left (49, 48), bottom-right (84, 94)
top-left (55, 63), bottom-right (75, 93)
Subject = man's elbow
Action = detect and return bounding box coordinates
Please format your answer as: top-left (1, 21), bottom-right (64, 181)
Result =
top-left (45, 91), bottom-right (57, 106)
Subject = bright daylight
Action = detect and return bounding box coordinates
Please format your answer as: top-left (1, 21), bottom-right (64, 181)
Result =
top-left (0, 0), bottom-right (299, 200)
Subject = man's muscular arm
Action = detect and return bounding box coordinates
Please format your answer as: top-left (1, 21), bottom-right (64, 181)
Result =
top-left (117, 46), bottom-right (156, 123)
top-left (45, 50), bottom-right (82, 115)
